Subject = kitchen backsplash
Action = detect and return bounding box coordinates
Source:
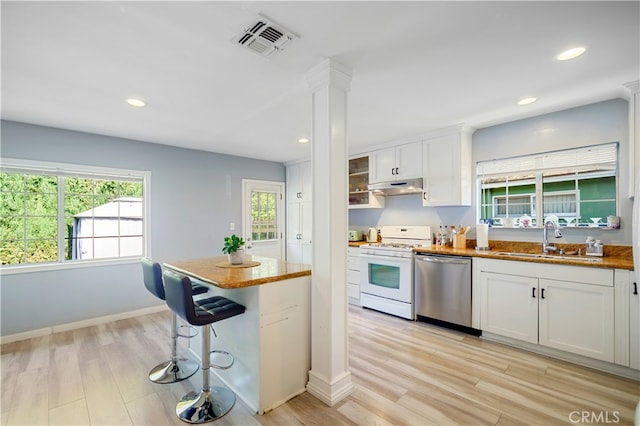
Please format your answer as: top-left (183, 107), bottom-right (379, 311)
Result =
top-left (349, 192), bottom-right (629, 246)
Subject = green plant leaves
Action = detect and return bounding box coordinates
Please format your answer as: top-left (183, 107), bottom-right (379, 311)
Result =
top-left (222, 233), bottom-right (244, 254)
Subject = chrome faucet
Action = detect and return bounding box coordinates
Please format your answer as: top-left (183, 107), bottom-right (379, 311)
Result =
top-left (543, 218), bottom-right (563, 253)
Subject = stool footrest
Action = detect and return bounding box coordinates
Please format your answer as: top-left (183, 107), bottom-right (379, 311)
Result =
top-left (177, 324), bottom-right (198, 339)
top-left (209, 350), bottom-right (234, 370)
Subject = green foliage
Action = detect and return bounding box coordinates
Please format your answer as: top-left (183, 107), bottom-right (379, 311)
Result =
top-left (250, 190), bottom-right (277, 241)
top-left (222, 234), bottom-right (244, 254)
top-left (1, 172), bottom-right (143, 265)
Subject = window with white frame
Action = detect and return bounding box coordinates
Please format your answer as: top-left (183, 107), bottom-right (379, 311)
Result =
top-left (1, 159), bottom-right (149, 266)
top-left (250, 189), bottom-right (277, 241)
top-left (477, 142), bottom-right (617, 228)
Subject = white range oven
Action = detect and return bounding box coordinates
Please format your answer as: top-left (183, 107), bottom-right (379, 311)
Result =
top-left (359, 225), bottom-right (431, 319)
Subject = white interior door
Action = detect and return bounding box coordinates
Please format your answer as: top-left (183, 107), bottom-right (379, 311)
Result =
top-left (242, 179), bottom-right (285, 259)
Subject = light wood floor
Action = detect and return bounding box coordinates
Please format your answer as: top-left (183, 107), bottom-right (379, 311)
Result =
top-left (2, 306), bottom-right (639, 425)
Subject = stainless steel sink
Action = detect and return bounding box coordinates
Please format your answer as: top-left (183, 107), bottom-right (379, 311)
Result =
top-left (492, 252), bottom-right (602, 262)
top-left (494, 252), bottom-right (543, 258)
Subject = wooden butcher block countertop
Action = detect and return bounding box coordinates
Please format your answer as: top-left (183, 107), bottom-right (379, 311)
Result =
top-left (163, 255), bottom-right (311, 289)
top-left (413, 240), bottom-right (634, 271)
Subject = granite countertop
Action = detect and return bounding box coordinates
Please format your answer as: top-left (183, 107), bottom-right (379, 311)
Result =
top-left (163, 255), bottom-right (311, 289)
top-left (348, 238), bottom-right (632, 270)
top-left (413, 240), bottom-right (634, 271)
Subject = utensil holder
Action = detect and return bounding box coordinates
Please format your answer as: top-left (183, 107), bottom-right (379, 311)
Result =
top-left (453, 234), bottom-right (466, 249)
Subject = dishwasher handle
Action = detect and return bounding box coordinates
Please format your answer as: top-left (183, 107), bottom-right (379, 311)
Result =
top-left (415, 255), bottom-right (470, 265)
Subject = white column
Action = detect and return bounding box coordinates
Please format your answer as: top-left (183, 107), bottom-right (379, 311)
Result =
top-left (624, 80), bottom-right (639, 198)
top-left (305, 58), bottom-right (354, 406)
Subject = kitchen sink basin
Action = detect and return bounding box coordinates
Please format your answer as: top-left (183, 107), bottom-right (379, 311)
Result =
top-left (494, 252), bottom-right (542, 258)
top-left (492, 252), bottom-right (602, 262)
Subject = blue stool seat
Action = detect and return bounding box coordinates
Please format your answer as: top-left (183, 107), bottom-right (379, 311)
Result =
top-left (141, 258), bottom-right (208, 384)
top-left (163, 269), bottom-right (245, 424)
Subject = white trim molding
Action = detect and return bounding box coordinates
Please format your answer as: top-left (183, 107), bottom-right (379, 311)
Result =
top-left (0, 304), bottom-right (168, 344)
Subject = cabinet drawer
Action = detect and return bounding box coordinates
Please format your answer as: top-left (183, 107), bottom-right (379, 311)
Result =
top-left (347, 247), bottom-right (361, 256)
top-left (474, 258), bottom-right (614, 286)
top-left (348, 283), bottom-right (360, 299)
top-left (348, 269), bottom-right (360, 284)
top-left (348, 255), bottom-right (360, 271)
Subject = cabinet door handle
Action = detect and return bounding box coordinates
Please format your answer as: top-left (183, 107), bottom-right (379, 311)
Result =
top-left (297, 192), bottom-right (302, 198)
top-left (423, 192), bottom-right (427, 200)
top-left (633, 282), bottom-right (638, 295)
top-left (391, 168), bottom-right (396, 176)
top-left (541, 288), bottom-right (545, 299)
top-left (532, 287), bottom-right (536, 298)
top-left (395, 167), bottom-right (399, 175)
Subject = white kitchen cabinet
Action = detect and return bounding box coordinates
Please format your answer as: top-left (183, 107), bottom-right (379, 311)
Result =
top-left (422, 126), bottom-right (472, 206)
top-left (480, 272), bottom-right (538, 343)
top-left (286, 201), bottom-right (312, 264)
top-left (623, 80), bottom-right (639, 198)
top-left (286, 161), bottom-right (312, 264)
top-left (630, 275), bottom-right (640, 370)
top-left (286, 161), bottom-right (312, 203)
top-left (348, 155), bottom-right (384, 209)
top-left (347, 246), bottom-right (361, 305)
top-left (614, 269), bottom-right (640, 370)
top-left (538, 279), bottom-right (614, 362)
top-left (476, 258), bottom-right (615, 363)
top-left (369, 141), bottom-right (422, 184)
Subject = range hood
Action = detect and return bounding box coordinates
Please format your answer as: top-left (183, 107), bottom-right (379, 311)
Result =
top-left (368, 178), bottom-right (423, 196)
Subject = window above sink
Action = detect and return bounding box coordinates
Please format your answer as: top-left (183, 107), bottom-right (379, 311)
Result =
top-left (477, 142), bottom-right (618, 229)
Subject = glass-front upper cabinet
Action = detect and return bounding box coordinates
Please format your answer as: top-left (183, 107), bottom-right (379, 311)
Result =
top-left (477, 142), bottom-right (618, 228)
top-left (348, 155), bottom-right (384, 209)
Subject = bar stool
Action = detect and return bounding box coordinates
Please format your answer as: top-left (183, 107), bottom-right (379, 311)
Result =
top-left (141, 258), bottom-right (209, 384)
top-left (162, 269), bottom-right (246, 424)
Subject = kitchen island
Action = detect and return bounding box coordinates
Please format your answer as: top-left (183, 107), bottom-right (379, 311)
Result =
top-left (163, 255), bottom-right (311, 415)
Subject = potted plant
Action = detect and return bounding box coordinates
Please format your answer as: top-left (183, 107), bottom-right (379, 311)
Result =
top-left (222, 234), bottom-right (245, 265)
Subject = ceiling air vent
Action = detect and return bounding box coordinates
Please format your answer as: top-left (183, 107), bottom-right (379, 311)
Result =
top-left (235, 15), bottom-right (298, 58)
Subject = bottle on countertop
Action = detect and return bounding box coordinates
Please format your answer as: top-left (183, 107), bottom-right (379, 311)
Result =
top-left (585, 236), bottom-right (603, 257)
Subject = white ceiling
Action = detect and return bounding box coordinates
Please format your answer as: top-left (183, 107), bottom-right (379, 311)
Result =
top-left (2, 1), bottom-right (639, 164)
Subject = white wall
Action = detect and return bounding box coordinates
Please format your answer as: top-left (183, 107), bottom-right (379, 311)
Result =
top-left (0, 120), bottom-right (285, 336)
top-left (350, 98), bottom-right (632, 246)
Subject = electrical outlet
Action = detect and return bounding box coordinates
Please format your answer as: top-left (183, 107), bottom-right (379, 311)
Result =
top-left (230, 222), bottom-right (235, 231)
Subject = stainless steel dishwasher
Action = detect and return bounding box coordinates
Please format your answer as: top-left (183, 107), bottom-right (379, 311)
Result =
top-left (414, 253), bottom-right (473, 330)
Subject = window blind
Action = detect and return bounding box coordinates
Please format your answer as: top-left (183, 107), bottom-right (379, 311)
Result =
top-left (477, 142), bottom-right (618, 178)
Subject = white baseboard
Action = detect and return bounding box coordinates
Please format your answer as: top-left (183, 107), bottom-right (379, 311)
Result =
top-left (306, 370), bottom-right (354, 407)
top-left (482, 332), bottom-right (640, 381)
top-left (1, 304), bottom-right (169, 345)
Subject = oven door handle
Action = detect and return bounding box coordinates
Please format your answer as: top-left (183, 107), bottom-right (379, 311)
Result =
top-left (415, 256), bottom-right (469, 265)
top-left (360, 253), bottom-right (411, 261)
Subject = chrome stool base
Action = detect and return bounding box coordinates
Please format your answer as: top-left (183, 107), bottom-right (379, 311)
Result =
top-left (176, 387), bottom-right (236, 424)
top-left (149, 358), bottom-right (199, 384)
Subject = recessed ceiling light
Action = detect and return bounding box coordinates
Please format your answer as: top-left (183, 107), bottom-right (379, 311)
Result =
top-left (556, 47), bottom-right (587, 61)
top-left (517, 97), bottom-right (537, 106)
top-left (298, 138), bottom-right (310, 144)
top-left (126, 98), bottom-right (146, 107)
